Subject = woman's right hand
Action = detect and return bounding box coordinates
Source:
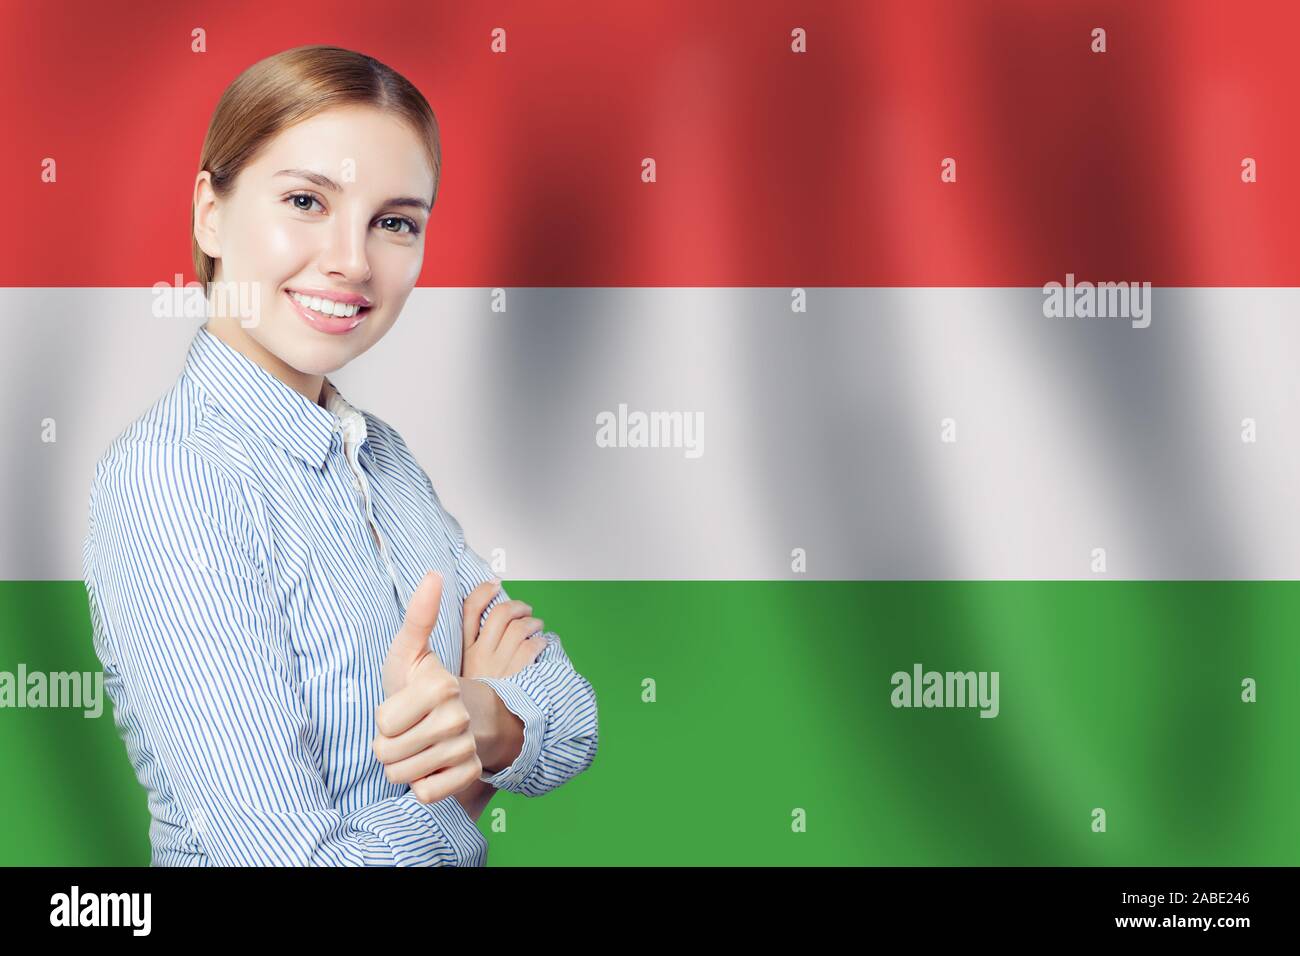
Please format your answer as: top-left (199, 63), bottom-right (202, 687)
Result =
top-left (460, 579), bottom-right (548, 680)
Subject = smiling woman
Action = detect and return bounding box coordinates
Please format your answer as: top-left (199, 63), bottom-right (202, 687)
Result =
top-left (189, 46), bottom-right (441, 398)
top-left (80, 45), bottom-right (600, 867)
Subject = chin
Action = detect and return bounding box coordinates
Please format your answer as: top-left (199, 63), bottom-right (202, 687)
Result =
top-left (283, 340), bottom-right (357, 377)
top-left (247, 301), bottom-right (390, 377)
top-left (249, 327), bottom-right (352, 378)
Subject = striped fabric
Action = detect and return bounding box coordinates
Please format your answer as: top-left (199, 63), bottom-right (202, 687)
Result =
top-left (80, 324), bottom-right (599, 866)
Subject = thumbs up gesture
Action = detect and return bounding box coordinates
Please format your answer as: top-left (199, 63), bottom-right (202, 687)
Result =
top-left (372, 570), bottom-right (484, 804)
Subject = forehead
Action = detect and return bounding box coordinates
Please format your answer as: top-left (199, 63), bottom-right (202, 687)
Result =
top-left (247, 105), bottom-right (434, 197)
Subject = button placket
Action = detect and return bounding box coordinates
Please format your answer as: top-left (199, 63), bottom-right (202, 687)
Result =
top-left (344, 437), bottom-right (404, 606)
top-left (327, 388), bottom-right (410, 610)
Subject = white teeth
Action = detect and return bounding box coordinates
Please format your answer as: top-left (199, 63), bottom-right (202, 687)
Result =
top-left (290, 292), bottom-right (360, 318)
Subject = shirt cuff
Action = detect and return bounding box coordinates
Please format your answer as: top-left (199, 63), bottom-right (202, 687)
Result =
top-left (352, 791), bottom-right (488, 866)
top-left (418, 792), bottom-right (489, 867)
top-left (470, 675), bottom-right (546, 793)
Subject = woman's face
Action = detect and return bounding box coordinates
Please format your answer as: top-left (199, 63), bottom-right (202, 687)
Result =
top-left (193, 104), bottom-right (434, 390)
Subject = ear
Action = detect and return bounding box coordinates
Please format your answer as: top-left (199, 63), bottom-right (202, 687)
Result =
top-left (193, 170), bottom-right (222, 260)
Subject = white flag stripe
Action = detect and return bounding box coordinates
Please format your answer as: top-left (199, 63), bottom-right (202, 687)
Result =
top-left (3, 287), bottom-right (1298, 580)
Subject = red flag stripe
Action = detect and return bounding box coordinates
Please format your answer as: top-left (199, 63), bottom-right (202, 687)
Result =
top-left (1, 0), bottom-right (1295, 287)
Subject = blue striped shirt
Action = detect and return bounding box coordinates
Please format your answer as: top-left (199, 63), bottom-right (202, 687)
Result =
top-left (81, 325), bottom-right (599, 866)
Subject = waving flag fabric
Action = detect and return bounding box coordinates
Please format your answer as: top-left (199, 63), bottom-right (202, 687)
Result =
top-left (1, 0), bottom-right (1296, 865)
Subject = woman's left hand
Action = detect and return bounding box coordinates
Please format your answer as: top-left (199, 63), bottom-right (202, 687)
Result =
top-left (459, 578), bottom-right (548, 680)
top-left (446, 579), bottom-right (548, 822)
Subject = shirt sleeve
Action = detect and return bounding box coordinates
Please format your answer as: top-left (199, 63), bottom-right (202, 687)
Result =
top-left (83, 440), bottom-right (487, 866)
top-left (424, 490), bottom-right (599, 797)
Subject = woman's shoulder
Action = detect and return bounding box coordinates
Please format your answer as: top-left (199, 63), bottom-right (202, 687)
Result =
top-left (89, 375), bottom-right (243, 508)
top-left (81, 383), bottom-right (269, 647)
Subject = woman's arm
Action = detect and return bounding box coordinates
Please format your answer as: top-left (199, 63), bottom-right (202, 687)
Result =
top-left (387, 423), bottom-right (601, 797)
top-left (85, 440), bottom-right (485, 865)
top-left (449, 679), bottom-right (512, 822)
top-left (453, 550), bottom-right (600, 797)
top-left (452, 776), bottom-right (497, 822)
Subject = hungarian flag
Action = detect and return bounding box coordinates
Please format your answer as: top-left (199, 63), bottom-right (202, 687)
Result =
top-left (0, 0), bottom-right (1296, 866)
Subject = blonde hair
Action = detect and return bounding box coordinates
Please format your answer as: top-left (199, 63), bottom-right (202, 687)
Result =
top-left (191, 45), bottom-right (441, 287)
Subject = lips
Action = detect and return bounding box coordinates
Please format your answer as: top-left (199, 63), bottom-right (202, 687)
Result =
top-left (284, 289), bottom-right (371, 335)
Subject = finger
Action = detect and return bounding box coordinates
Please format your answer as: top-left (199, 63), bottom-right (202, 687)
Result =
top-left (496, 616), bottom-right (542, 665)
top-left (375, 670), bottom-right (457, 737)
top-left (382, 733), bottom-right (478, 786)
top-left (506, 634), bottom-right (548, 676)
top-left (411, 757), bottom-right (483, 805)
top-left (477, 599), bottom-right (534, 655)
top-left (461, 578), bottom-right (501, 654)
top-left (373, 706), bottom-right (465, 764)
top-left (383, 570), bottom-right (443, 683)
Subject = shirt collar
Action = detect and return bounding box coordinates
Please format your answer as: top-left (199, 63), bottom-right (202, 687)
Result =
top-left (322, 378), bottom-right (369, 454)
top-left (184, 325), bottom-right (365, 471)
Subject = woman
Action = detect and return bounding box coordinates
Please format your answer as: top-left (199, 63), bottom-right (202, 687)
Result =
top-left (82, 45), bottom-right (599, 866)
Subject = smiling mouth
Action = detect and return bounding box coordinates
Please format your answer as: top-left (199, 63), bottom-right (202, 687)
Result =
top-left (284, 289), bottom-right (373, 333)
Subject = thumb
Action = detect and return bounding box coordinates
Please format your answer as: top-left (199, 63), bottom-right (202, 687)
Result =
top-left (383, 570), bottom-right (444, 691)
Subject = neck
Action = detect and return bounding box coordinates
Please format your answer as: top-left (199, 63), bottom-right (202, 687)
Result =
top-left (204, 315), bottom-right (325, 407)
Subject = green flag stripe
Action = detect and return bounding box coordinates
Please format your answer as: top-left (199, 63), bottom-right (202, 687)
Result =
top-left (1, 580), bottom-right (1294, 865)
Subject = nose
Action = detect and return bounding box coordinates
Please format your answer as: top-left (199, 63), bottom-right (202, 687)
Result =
top-left (318, 206), bottom-right (372, 284)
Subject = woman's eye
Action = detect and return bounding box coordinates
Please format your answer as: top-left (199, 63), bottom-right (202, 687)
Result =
top-left (286, 193), bottom-right (324, 213)
top-left (376, 216), bottom-right (420, 236)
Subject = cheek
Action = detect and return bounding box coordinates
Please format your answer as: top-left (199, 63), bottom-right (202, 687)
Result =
top-left (401, 251), bottom-right (423, 287)
top-left (360, 314), bottom-right (399, 351)
top-left (221, 209), bottom-right (309, 278)
top-left (372, 241), bottom-right (424, 290)
top-left (362, 244), bottom-right (423, 325)
top-left (261, 219), bottom-right (314, 263)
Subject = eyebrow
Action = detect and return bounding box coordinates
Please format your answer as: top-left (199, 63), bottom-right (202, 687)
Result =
top-left (274, 168), bottom-right (431, 212)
